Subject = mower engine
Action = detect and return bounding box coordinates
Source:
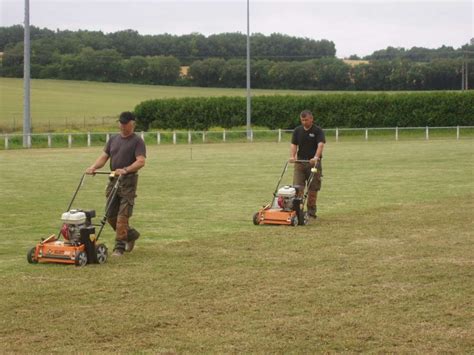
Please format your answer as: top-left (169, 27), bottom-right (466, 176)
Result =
top-left (276, 186), bottom-right (297, 211)
top-left (61, 209), bottom-right (95, 244)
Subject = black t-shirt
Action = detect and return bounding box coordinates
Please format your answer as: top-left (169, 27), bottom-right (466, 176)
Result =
top-left (291, 125), bottom-right (326, 160)
top-left (104, 133), bottom-right (147, 170)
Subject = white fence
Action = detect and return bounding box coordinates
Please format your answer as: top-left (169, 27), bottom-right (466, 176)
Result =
top-left (1, 126), bottom-right (473, 150)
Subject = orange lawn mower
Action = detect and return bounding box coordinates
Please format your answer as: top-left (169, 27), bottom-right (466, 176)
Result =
top-left (27, 171), bottom-right (121, 267)
top-left (253, 160), bottom-right (319, 226)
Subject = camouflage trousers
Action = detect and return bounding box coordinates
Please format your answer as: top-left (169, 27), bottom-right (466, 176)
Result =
top-left (105, 174), bottom-right (139, 242)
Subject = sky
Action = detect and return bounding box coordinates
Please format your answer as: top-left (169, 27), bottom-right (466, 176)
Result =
top-left (1, 0), bottom-right (473, 58)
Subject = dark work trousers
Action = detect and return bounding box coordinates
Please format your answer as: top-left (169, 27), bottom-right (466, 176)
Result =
top-left (105, 174), bottom-right (138, 241)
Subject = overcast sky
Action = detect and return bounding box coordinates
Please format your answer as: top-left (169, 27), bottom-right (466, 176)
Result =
top-left (1, 0), bottom-right (472, 57)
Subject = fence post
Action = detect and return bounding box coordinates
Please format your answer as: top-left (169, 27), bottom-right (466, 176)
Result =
top-left (28, 134), bottom-right (31, 148)
top-left (173, 131), bottom-right (176, 145)
top-left (68, 134), bottom-right (72, 148)
top-left (4, 134), bottom-right (8, 150)
top-left (457, 125), bottom-right (460, 140)
top-left (87, 132), bottom-right (91, 147)
top-left (141, 131), bottom-right (144, 141)
top-left (278, 129), bottom-right (282, 143)
top-left (202, 131), bottom-right (206, 143)
top-left (157, 132), bottom-right (161, 145)
top-left (48, 133), bottom-right (52, 148)
top-left (336, 128), bottom-right (339, 142)
top-left (250, 129), bottom-right (253, 142)
top-left (223, 129), bottom-right (226, 142)
top-left (395, 127), bottom-right (399, 141)
top-left (188, 131), bottom-right (192, 144)
top-left (425, 126), bottom-right (429, 140)
top-left (365, 128), bottom-right (368, 141)
top-left (106, 133), bottom-right (110, 142)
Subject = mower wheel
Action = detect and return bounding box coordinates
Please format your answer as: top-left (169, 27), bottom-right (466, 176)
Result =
top-left (95, 243), bottom-right (108, 264)
top-left (290, 215), bottom-right (298, 226)
top-left (27, 247), bottom-right (38, 264)
top-left (302, 212), bottom-right (309, 225)
top-left (253, 212), bottom-right (260, 225)
top-left (75, 251), bottom-right (88, 267)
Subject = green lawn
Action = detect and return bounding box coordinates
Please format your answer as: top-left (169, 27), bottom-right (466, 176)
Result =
top-left (0, 140), bottom-right (473, 352)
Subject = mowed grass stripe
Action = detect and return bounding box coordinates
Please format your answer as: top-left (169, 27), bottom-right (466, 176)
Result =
top-left (0, 140), bottom-right (472, 352)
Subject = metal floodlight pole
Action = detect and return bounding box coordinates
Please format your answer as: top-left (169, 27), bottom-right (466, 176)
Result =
top-left (246, 0), bottom-right (251, 140)
top-left (465, 53), bottom-right (469, 90)
top-left (23, 0), bottom-right (31, 147)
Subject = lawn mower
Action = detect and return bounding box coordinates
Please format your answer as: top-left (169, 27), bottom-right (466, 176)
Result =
top-left (27, 171), bottom-right (121, 267)
top-left (253, 160), bottom-right (318, 226)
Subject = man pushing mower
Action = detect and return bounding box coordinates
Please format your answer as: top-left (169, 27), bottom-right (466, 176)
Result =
top-left (86, 111), bottom-right (146, 256)
top-left (289, 110), bottom-right (326, 219)
top-left (253, 110), bottom-right (325, 227)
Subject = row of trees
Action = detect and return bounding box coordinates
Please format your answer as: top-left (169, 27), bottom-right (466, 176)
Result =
top-left (2, 26), bottom-right (471, 63)
top-left (363, 44), bottom-right (473, 62)
top-left (2, 44), bottom-right (472, 90)
top-left (1, 25), bottom-right (472, 90)
top-left (2, 45), bottom-right (182, 84)
top-left (0, 26), bottom-right (336, 63)
top-left (188, 57), bottom-right (474, 90)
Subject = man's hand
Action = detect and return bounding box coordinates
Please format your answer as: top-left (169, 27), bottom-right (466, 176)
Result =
top-left (289, 157), bottom-right (296, 163)
top-left (309, 157), bottom-right (320, 166)
top-left (115, 168), bottom-right (128, 176)
top-left (85, 167), bottom-right (96, 175)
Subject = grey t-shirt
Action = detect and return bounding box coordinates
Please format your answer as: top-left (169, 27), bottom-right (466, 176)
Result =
top-left (104, 133), bottom-right (146, 170)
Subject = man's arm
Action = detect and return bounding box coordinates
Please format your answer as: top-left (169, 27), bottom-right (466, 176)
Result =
top-left (310, 142), bottom-right (325, 166)
top-left (115, 155), bottom-right (146, 176)
top-left (86, 152), bottom-right (109, 174)
top-left (289, 144), bottom-right (298, 162)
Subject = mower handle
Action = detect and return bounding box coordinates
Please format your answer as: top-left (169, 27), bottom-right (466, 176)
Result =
top-left (91, 171), bottom-right (116, 175)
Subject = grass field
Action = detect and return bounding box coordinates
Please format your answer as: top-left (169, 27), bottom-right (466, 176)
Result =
top-left (0, 78), bottom-right (368, 132)
top-left (0, 140), bottom-right (473, 352)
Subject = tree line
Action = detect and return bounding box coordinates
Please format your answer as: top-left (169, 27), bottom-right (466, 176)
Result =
top-left (2, 47), bottom-right (472, 90)
top-left (0, 25), bottom-right (336, 63)
top-left (189, 57), bottom-right (474, 90)
top-left (0, 25), bottom-right (472, 90)
top-left (362, 44), bottom-right (473, 62)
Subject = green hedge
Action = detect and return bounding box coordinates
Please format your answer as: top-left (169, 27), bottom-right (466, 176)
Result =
top-left (134, 92), bottom-right (474, 131)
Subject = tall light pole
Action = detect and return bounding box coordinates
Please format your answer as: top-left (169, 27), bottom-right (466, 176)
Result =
top-left (246, 0), bottom-right (251, 140)
top-left (23, 0), bottom-right (31, 147)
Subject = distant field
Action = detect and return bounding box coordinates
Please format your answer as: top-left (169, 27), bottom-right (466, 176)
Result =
top-left (0, 77), bottom-right (442, 132)
top-left (0, 140), bottom-right (473, 352)
top-left (0, 78), bottom-right (353, 132)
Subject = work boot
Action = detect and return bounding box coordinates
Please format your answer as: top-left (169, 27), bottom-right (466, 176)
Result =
top-left (125, 228), bottom-right (140, 253)
top-left (112, 241), bottom-right (126, 256)
top-left (307, 207), bottom-right (317, 219)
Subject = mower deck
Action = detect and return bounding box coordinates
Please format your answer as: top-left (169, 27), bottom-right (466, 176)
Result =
top-left (28, 234), bottom-right (108, 267)
top-left (254, 207), bottom-right (299, 226)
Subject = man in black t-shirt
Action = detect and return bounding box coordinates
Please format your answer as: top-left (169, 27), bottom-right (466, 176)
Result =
top-left (290, 110), bottom-right (326, 218)
top-left (86, 112), bottom-right (146, 256)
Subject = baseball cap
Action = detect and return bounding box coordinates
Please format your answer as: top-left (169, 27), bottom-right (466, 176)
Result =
top-left (118, 111), bottom-right (136, 124)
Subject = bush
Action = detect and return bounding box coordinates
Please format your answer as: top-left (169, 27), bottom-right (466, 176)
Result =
top-left (134, 92), bottom-right (474, 131)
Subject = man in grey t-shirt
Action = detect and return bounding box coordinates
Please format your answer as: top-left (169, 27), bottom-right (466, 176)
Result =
top-left (86, 111), bottom-right (146, 256)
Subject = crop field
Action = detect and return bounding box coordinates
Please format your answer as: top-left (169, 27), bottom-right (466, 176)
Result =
top-left (0, 139), bottom-right (472, 352)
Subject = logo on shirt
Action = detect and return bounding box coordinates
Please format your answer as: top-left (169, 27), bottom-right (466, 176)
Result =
top-left (309, 133), bottom-right (315, 138)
